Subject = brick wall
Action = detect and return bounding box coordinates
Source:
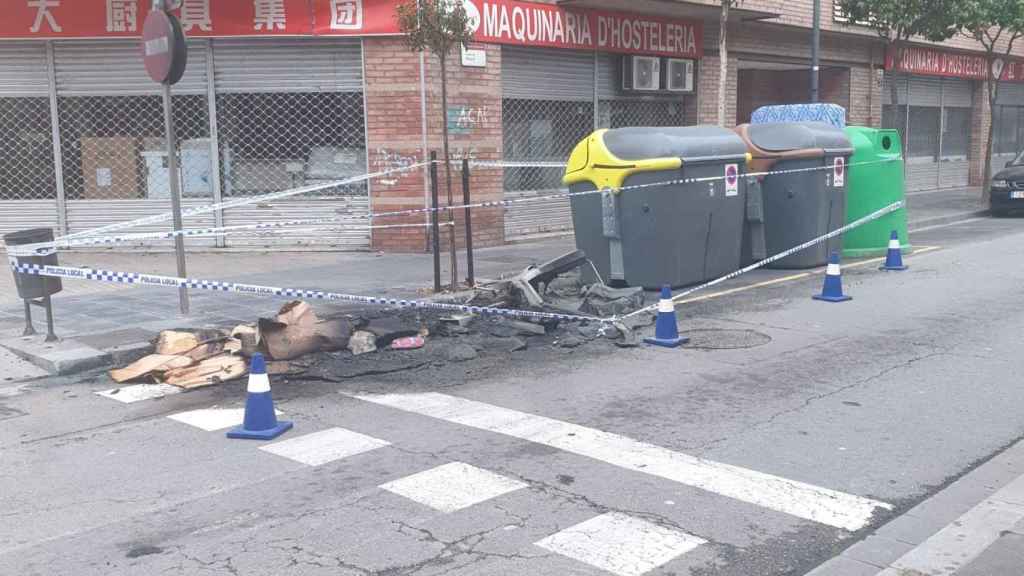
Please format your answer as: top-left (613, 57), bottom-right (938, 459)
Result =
top-left (697, 53), bottom-right (738, 126)
top-left (735, 67), bottom-right (850, 124)
top-left (364, 39), bottom-right (505, 253)
top-left (847, 65), bottom-right (882, 127)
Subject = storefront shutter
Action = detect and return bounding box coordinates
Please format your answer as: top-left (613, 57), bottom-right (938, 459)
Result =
top-left (0, 42), bottom-right (48, 97)
top-left (211, 39), bottom-right (362, 93)
top-left (53, 40), bottom-right (208, 96)
top-left (502, 46), bottom-right (594, 101)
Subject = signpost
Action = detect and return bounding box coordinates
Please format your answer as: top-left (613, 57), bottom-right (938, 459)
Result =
top-left (143, 1), bottom-right (190, 315)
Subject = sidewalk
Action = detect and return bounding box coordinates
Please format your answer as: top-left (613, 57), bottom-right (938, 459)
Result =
top-left (0, 186), bottom-right (990, 353)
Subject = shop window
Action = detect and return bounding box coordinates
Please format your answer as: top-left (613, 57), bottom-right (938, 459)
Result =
top-left (503, 98), bottom-right (594, 192)
top-left (940, 107), bottom-right (971, 159)
top-left (57, 95), bottom-right (209, 201)
top-left (216, 91), bottom-right (366, 197)
top-left (597, 98), bottom-right (687, 129)
top-left (881, 105), bottom-right (907, 135)
top-left (907, 106), bottom-right (940, 161)
top-left (994, 106), bottom-right (1023, 156)
top-left (0, 97), bottom-right (55, 200)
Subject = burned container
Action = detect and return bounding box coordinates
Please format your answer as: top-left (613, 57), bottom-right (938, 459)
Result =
top-left (734, 122), bottom-right (854, 269)
top-left (563, 126), bottom-right (749, 289)
top-left (4, 227), bottom-right (62, 300)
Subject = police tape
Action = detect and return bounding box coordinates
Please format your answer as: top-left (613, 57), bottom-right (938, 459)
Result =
top-left (6, 157), bottom-right (897, 257)
top-left (8, 198), bottom-right (904, 329)
top-left (7, 260), bottom-right (605, 325)
top-left (622, 199), bottom-right (906, 319)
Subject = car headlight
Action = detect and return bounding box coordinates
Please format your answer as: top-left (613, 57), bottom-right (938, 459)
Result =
top-left (992, 179), bottom-right (1009, 189)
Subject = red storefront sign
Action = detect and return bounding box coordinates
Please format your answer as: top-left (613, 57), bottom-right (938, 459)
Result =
top-left (886, 45), bottom-right (1024, 83)
top-left (2, 0), bottom-right (702, 58)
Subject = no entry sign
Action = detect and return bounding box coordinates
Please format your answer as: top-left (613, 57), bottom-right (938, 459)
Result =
top-left (833, 157), bottom-right (845, 188)
top-left (725, 164), bottom-right (739, 197)
top-left (142, 9), bottom-right (187, 85)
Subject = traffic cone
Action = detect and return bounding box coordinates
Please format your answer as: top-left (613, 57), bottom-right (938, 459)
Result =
top-left (226, 353), bottom-right (293, 440)
top-left (813, 251), bottom-right (852, 303)
top-left (644, 285), bottom-right (689, 348)
top-left (879, 230), bottom-right (908, 271)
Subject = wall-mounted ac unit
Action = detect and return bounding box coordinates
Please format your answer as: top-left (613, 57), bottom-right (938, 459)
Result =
top-left (665, 58), bottom-right (695, 93)
top-left (622, 55), bottom-right (660, 92)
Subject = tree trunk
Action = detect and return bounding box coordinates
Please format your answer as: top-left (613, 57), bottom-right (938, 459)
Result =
top-left (984, 65), bottom-right (999, 208)
top-left (718, 2), bottom-right (729, 127)
top-left (439, 54), bottom-right (458, 289)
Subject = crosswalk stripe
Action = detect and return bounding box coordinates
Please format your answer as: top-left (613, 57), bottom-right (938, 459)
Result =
top-left (353, 392), bottom-right (892, 531)
top-left (380, 462), bottom-right (527, 513)
top-left (260, 427), bottom-right (390, 466)
top-left (96, 384), bottom-right (181, 403)
top-left (535, 511), bottom-right (706, 576)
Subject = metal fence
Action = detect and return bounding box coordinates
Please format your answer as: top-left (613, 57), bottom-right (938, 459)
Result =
top-left (0, 38), bottom-right (369, 250)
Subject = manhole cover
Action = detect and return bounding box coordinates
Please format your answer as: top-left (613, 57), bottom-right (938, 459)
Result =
top-left (679, 329), bottom-right (771, 350)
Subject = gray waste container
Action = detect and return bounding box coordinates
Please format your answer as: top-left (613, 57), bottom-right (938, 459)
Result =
top-left (563, 126), bottom-right (749, 289)
top-left (734, 122), bottom-right (853, 269)
top-left (4, 228), bottom-right (62, 300)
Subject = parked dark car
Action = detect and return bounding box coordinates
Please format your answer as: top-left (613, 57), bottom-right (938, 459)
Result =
top-left (990, 150), bottom-right (1024, 215)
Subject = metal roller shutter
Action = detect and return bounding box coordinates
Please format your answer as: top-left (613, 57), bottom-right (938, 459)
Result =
top-left (212, 39), bottom-right (369, 250)
top-left (502, 46), bottom-right (594, 101)
top-left (938, 78), bottom-right (971, 188)
top-left (904, 76), bottom-right (941, 190)
top-left (53, 40), bottom-right (208, 96)
top-left (994, 84), bottom-right (1024, 172)
top-left (211, 39), bottom-right (362, 93)
top-left (502, 46), bottom-right (593, 241)
top-left (0, 42), bottom-right (59, 239)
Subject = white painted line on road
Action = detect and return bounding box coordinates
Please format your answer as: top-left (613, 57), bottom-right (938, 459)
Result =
top-left (353, 393), bottom-right (893, 531)
top-left (909, 217), bottom-right (986, 234)
top-left (380, 461), bottom-right (527, 513)
top-left (876, 475), bottom-right (1024, 576)
top-left (97, 383), bottom-right (181, 403)
top-left (167, 407), bottom-right (270, 431)
top-left (260, 427), bottom-right (390, 467)
top-left (535, 511), bottom-right (706, 576)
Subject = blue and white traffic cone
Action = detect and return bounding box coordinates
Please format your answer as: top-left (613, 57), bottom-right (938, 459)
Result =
top-left (226, 353), bottom-right (293, 440)
top-left (813, 251), bottom-right (852, 303)
top-left (644, 285), bottom-right (689, 348)
top-left (879, 230), bottom-right (908, 271)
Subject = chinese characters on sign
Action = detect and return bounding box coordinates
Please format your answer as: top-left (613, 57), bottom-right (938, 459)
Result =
top-left (254, 0), bottom-right (287, 31)
top-left (180, 0), bottom-right (212, 32)
top-left (106, 0), bottom-right (138, 33)
top-left (29, 0), bottom-right (62, 33)
top-left (330, 0), bottom-right (363, 30)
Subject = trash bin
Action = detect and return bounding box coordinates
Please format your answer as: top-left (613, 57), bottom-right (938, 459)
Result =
top-left (4, 228), bottom-right (62, 300)
top-left (563, 126), bottom-right (750, 289)
top-left (842, 127), bottom-right (910, 258)
top-left (734, 121), bottom-right (854, 269)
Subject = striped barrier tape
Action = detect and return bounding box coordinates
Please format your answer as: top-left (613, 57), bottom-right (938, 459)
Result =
top-left (621, 199), bottom-right (906, 319)
top-left (8, 261), bottom-right (604, 325)
top-left (6, 157), bottom-right (899, 257)
top-left (8, 199), bottom-right (903, 329)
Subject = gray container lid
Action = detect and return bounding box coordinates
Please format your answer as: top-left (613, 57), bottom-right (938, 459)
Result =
top-left (747, 121), bottom-right (852, 153)
top-left (603, 125), bottom-right (748, 161)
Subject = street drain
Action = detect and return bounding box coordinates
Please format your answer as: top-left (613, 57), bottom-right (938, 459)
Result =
top-left (679, 329), bottom-right (772, 349)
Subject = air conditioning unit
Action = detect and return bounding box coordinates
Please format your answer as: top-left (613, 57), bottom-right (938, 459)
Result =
top-left (665, 58), bottom-right (695, 93)
top-left (622, 55), bottom-right (660, 91)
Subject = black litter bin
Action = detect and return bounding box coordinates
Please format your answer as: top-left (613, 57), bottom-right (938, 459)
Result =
top-left (734, 122), bottom-right (853, 269)
top-left (563, 126), bottom-right (750, 289)
top-left (4, 228), bottom-right (62, 299)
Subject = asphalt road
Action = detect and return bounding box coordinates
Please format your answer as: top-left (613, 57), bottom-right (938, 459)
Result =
top-left (3, 214), bottom-right (1024, 576)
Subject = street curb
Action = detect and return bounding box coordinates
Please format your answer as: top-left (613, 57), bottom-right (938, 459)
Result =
top-left (908, 209), bottom-right (990, 231)
top-left (0, 336), bottom-right (112, 376)
top-left (805, 438), bottom-right (1024, 575)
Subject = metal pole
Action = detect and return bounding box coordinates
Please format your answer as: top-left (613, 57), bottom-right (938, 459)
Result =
top-left (462, 158), bottom-right (474, 286)
top-left (204, 40), bottom-right (225, 248)
top-left (162, 82), bottom-right (189, 315)
top-left (429, 151), bottom-right (441, 293)
top-left (811, 0), bottom-right (821, 103)
top-left (45, 41), bottom-right (68, 236)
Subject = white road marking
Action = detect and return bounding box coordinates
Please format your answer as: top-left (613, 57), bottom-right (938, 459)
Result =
top-left (167, 408), bottom-right (254, 431)
top-left (535, 512), bottom-right (706, 576)
top-left (96, 383), bottom-right (181, 403)
top-left (354, 392), bottom-right (892, 531)
top-left (380, 461), bottom-right (527, 513)
top-left (876, 475), bottom-right (1024, 576)
top-left (909, 217), bottom-right (985, 233)
top-left (260, 427), bottom-right (390, 466)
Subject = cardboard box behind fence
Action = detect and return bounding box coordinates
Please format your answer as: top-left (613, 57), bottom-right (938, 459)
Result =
top-left (80, 136), bottom-right (141, 199)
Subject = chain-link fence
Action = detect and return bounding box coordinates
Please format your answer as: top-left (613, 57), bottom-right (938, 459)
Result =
top-left (0, 96), bottom-right (55, 201)
top-left (57, 94), bottom-right (211, 201)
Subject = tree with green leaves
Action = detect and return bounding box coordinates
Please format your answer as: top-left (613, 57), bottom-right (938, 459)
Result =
top-left (397, 0), bottom-right (475, 289)
top-left (836, 0), bottom-right (958, 130)
top-left (954, 0), bottom-right (1024, 199)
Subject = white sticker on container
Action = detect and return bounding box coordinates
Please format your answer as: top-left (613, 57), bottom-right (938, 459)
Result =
top-left (725, 164), bottom-right (739, 197)
top-left (833, 157), bottom-right (845, 188)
